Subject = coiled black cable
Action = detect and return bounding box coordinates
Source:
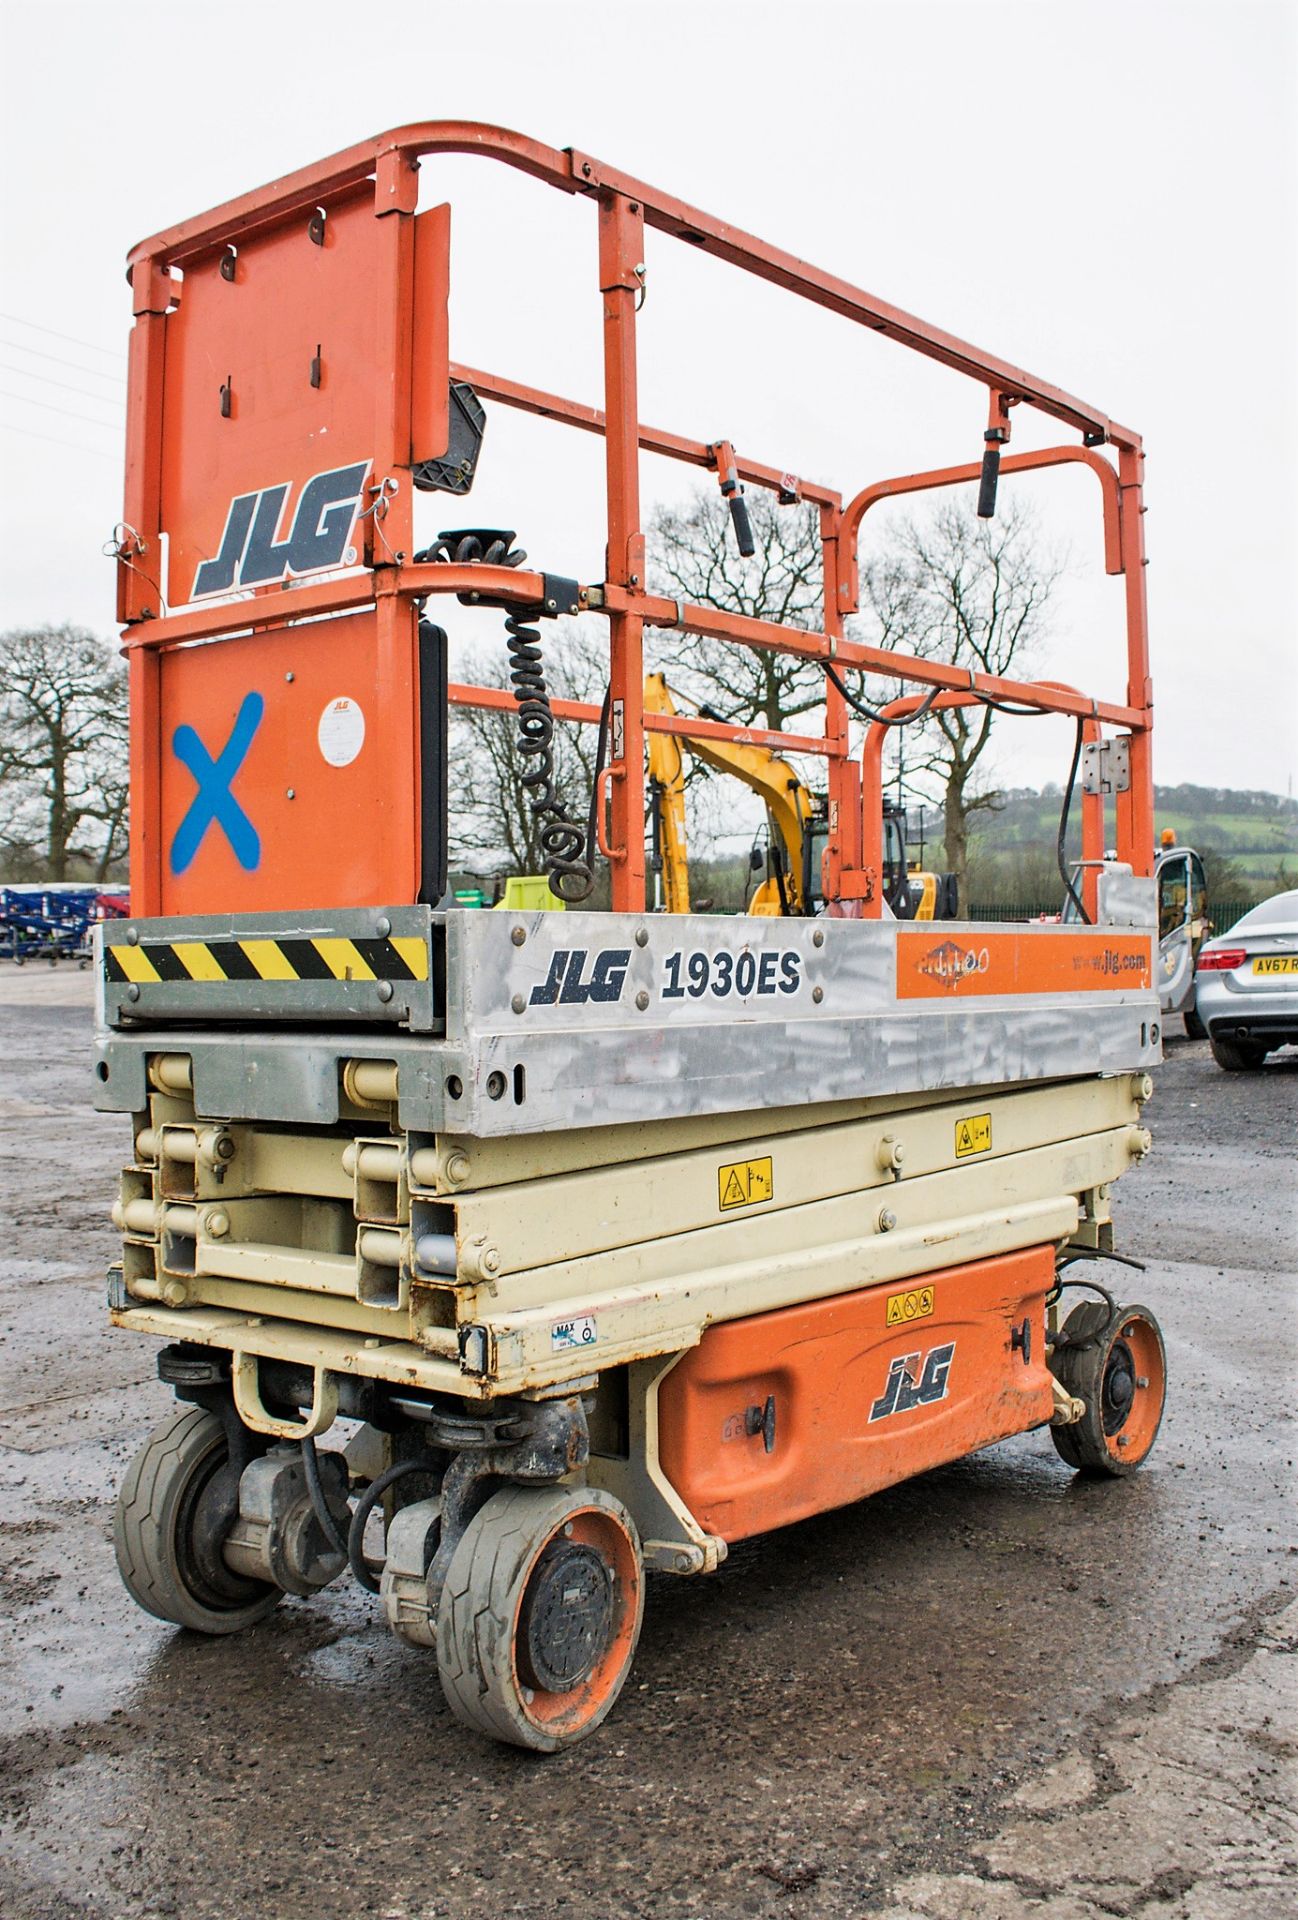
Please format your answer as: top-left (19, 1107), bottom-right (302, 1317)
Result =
top-left (417, 527), bottom-right (608, 903)
top-left (418, 531), bottom-right (526, 568)
top-left (505, 612), bottom-right (608, 903)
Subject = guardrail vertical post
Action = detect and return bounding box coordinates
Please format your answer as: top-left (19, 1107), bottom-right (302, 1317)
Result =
top-left (123, 257), bottom-right (172, 916)
top-left (821, 505), bottom-right (858, 898)
top-left (371, 146), bottom-right (421, 903)
top-left (1117, 442), bottom-right (1153, 876)
top-left (599, 192), bottom-right (647, 912)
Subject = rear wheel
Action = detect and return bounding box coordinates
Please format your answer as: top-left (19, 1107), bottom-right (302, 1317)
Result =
top-left (115, 1406), bottom-right (281, 1634)
top-left (1210, 1035), bottom-right (1268, 1071)
top-left (1050, 1301), bottom-right (1166, 1476)
top-left (1182, 1001), bottom-right (1206, 1040)
top-left (437, 1485), bottom-right (643, 1752)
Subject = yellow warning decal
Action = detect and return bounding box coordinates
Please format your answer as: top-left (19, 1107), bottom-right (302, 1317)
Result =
top-left (718, 1155), bottom-right (774, 1211)
top-left (104, 932), bottom-right (430, 986)
top-left (886, 1285), bottom-right (935, 1327)
top-left (955, 1113), bottom-right (993, 1158)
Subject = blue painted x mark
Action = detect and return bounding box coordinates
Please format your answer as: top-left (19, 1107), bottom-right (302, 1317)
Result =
top-left (170, 690), bottom-right (264, 875)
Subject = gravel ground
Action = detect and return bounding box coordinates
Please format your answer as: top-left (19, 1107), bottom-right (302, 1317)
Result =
top-left (0, 967), bottom-right (1294, 1919)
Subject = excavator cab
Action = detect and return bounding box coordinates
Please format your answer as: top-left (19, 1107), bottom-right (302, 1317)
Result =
top-left (800, 805), bottom-right (830, 915)
top-left (883, 802), bottom-right (912, 917)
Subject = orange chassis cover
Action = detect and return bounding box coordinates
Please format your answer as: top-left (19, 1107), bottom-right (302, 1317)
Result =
top-left (658, 1246), bottom-right (1056, 1543)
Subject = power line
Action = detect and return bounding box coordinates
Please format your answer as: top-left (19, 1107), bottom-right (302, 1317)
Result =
top-left (0, 336), bottom-right (126, 386)
top-left (0, 361), bottom-right (125, 412)
top-left (0, 311), bottom-right (125, 364)
top-left (0, 418), bottom-right (119, 464)
top-left (0, 388), bottom-right (122, 433)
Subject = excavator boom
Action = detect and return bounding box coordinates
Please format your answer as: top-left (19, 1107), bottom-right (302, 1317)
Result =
top-left (644, 674), bottom-right (815, 913)
top-left (644, 676), bottom-right (691, 914)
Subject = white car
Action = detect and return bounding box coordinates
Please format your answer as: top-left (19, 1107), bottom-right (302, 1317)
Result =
top-left (1194, 890), bottom-right (1298, 1070)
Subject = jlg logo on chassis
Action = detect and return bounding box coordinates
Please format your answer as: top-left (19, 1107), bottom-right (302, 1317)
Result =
top-left (191, 461), bottom-right (371, 597)
top-left (529, 948), bottom-right (631, 1006)
top-left (869, 1342), bottom-right (955, 1421)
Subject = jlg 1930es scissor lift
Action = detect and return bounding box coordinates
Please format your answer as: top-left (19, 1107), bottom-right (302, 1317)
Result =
top-left (98, 124), bottom-right (1166, 1751)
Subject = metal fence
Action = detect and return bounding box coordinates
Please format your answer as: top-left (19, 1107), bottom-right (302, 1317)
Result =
top-left (968, 900), bottom-right (1258, 926)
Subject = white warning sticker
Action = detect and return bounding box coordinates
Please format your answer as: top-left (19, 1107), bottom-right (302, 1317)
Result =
top-left (318, 695), bottom-right (366, 767)
top-left (551, 1314), bottom-right (598, 1353)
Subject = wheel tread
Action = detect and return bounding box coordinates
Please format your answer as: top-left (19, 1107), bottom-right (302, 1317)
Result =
top-left (114, 1405), bottom-right (280, 1635)
top-left (436, 1486), bottom-right (642, 1753)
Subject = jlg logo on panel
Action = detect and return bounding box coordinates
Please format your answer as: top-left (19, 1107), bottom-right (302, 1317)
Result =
top-left (868, 1342), bottom-right (955, 1421)
top-left (528, 948), bottom-right (631, 1007)
top-left (191, 461), bottom-right (371, 598)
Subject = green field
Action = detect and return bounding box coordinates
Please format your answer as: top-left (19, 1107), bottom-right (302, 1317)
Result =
top-left (966, 782), bottom-right (1297, 906)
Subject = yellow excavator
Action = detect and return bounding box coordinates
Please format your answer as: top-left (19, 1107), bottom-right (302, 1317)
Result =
top-left (645, 674), bottom-right (955, 919)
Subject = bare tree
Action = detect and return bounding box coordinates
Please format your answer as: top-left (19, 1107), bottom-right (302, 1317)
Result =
top-left (447, 622), bottom-right (609, 888)
top-left (0, 625), bottom-right (129, 881)
top-left (647, 489), bottom-right (826, 731)
top-left (856, 495), bottom-right (1060, 913)
top-left (448, 490), bottom-right (1058, 908)
top-left (645, 484), bottom-right (1058, 910)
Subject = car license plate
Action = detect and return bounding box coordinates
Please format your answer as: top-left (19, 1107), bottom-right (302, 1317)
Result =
top-left (1252, 955), bottom-right (1298, 974)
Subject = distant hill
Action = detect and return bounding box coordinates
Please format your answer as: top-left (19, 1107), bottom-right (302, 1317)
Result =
top-left (966, 782), bottom-right (1297, 907)
top-left (447, 781), bottom-right (1296, 917)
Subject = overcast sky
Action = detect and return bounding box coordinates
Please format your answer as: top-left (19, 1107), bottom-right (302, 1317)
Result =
top-left (1, 0), bottom-right (1293, 812)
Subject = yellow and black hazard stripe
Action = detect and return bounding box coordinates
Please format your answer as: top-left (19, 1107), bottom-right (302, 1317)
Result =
top-left (104, 934), bottom-right (429, 987)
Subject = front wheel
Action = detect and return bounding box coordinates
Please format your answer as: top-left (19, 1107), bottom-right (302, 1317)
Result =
top-left (437, 1485), bottom-right (644, 1752)
top-left (1050, 1301), bottom-right (1167, 1476)
top-left (1210, 1035), bottom-right (1268, 1071)
top-left (115, 1405), bottom-right (281, 1634)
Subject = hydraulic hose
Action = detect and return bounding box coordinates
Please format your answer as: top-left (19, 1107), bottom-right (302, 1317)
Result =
top-left (346, 1458), bottom-right (436, 1596)
top-left (824, 662), bottom-right (940, 729)
top-left (1056, 716), bottom-right (1091, 924)
top-left (300, 1433), bottom-right (349, 1559)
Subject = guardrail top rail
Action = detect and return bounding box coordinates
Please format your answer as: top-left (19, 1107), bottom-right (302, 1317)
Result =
top-left (116, 121), bottom-right (1152, 920)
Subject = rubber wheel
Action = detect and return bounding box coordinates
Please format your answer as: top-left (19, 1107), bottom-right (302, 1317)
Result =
top-left (114, 1405), bottom-right (282, 1634)
top-left (437, 1485), bottom-right (644, 1753)
top-left (1182, 1002), bottom-right (1206, 1040)
top-left (1050, 1300), bottom-right (1167, 1476)
top-left (1210, 1035), bottom-right (1268, 1071)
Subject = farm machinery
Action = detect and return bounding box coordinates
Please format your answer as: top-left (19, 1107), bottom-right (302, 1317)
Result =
top-left (1, 885), bottom-right (125, 965)
top-left (98, 123), bottom-right (1165, 1751)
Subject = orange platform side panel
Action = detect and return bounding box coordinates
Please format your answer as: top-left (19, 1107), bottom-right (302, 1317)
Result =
top-left (657, 1245), bottom-right (1057, 1544)
top-left (154, 607), bottom-right (423, 915)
